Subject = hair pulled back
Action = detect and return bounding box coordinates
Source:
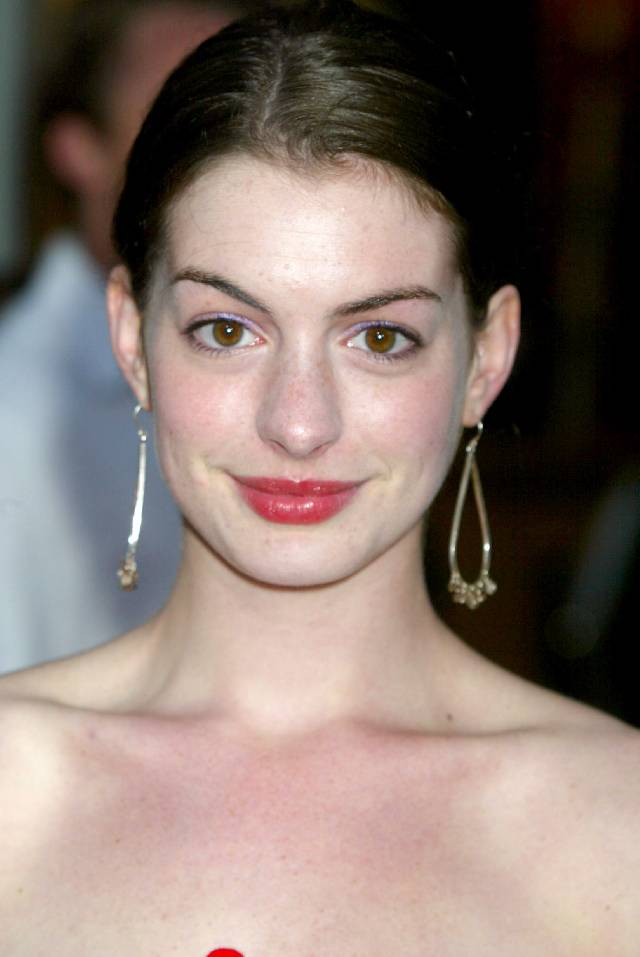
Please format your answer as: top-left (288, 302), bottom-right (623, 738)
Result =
top-left (113, 0), bottom-right (516, 320)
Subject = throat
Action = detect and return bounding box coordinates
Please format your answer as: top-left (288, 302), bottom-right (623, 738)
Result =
top-left (135, 594), bottom-right (445, 738)
top-left (138, 534), bottom-right (443, 734)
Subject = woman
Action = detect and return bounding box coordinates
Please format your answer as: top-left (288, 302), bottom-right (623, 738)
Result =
top-left (1, 2), bottom-right (638, 952)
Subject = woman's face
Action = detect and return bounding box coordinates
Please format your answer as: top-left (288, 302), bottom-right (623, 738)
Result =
top-left (111, 155), bottom-right (517, 587)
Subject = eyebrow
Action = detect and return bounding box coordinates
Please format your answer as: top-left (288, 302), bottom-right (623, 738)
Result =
top-left (171, 269), bottom-right (442, 317)
top-left (171, 269), bottom-right (269, 312)
top-left (337, 286), bottom-right (442, 315)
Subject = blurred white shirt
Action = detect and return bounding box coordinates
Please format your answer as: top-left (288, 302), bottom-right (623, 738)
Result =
top-left (0, 233), bottom-right (182, 673)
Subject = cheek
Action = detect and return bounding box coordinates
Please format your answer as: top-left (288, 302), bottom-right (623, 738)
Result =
top-left (343, 359), bottom-right (467, 485)
top-left (146, 326), bottom-right (469, 500)
top-left (147, 349), bottom-right (254, 483)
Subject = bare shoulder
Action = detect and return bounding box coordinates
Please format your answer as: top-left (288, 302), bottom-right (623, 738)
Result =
top-left (488, 651), bottom-right (640, 848)
top-left (0, 632), bottom-right (147, 822)
top-left (537, 708), bottom-right (640, 819)
top-left (0, 637), bottom-right (150, 898)
top-left (499, 701), bottom-right (640, 946)
top-left (0, 625), bottom-right (151, 714)
top-left (0, 661), bottom-right (75, 770)
top-left (451, 635), bottom-right (640, 935)
top-left (0, 667), bottom-right (76, 894)
top-left (0, 648), bottom-right (112, 790)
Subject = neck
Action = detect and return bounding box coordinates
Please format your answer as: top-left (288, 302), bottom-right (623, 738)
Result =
top-left (140, 525), bottom-right (451, 737)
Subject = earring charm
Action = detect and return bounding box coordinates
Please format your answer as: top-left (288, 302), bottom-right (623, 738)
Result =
top-left (447, 421), bottom-right (497, 609)
top-left (117, 404), bottom-right (147, 590)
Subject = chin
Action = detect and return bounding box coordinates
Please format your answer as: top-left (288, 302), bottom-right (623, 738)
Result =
top-left (218, 532), bottom-right (373, 590)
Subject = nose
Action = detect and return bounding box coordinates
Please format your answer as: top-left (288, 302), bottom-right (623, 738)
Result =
top-left (256, 350), bottom-right (342, 459)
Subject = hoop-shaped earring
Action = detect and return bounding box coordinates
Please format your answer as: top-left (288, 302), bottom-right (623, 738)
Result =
top-left (447, 421), bottom-right (497, 610)
top-left (117, 404), bottom-right (147, 591)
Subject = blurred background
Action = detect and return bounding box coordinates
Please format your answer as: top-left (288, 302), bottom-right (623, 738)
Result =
top-left (0, 0), bottom-right (638, 721)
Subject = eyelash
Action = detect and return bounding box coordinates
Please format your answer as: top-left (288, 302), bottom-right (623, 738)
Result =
top-left (345, 321), bottom-right (423, 362)
top-left (184, 314), bottom-right (262, 357)
top-left (183, 315), bottom-right (423, 362)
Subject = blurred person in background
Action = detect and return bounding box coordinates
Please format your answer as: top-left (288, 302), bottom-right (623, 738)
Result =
top-left (0, 0), bottom-right (244, 673)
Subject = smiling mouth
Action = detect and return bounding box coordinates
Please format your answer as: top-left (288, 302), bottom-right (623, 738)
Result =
top-left (231, 475), bottom-right (362, 524)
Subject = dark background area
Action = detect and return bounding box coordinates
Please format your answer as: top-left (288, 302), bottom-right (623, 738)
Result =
top-left (1, 0), bottom-right (638, 722)
top-left (404, 0), bottom-right (640, 726)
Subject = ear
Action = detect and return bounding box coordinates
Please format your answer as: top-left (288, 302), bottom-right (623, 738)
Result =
top-left (462, 284), bottom-right (520, 426)
top-left (107, 265), bottom-right (150, 409)
top-left (43, 113), bottom-right (110, 197)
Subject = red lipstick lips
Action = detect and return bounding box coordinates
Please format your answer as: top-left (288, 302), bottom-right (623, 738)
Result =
top-left (233, 476), bottom-right (360, 524)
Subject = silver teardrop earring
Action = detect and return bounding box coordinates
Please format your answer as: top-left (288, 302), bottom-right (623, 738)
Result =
top-left (117, 404), bottom-right (147, 591)
top-left (447, 421), bottom-right (497, 609)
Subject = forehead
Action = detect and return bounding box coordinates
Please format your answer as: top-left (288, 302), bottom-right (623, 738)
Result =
top-left (163, 156), bottom-right (460, 299)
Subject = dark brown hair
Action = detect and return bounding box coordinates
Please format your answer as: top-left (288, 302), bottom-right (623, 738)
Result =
top-left (113, 0), bottom-right (517, 319)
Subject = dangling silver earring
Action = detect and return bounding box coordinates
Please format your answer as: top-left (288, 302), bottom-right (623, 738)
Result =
top-left (447, 421), bottom-right (497, 609)
top-left (117, 404), bottom-right (147, 590)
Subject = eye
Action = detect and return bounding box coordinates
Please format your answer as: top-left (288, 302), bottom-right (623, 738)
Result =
top-left (185, 314), bottom-right (262, 354)
top-left (346, 322), bottom-right (421, 359)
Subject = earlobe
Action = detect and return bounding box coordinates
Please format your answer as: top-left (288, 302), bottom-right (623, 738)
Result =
top-left (107, 266), bottom-right (150, 409)
top-left (462, 284), bottom-right (520, 426)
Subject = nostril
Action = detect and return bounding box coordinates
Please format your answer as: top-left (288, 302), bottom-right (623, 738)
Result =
top-left (256, 366), bottom-right (342, 458)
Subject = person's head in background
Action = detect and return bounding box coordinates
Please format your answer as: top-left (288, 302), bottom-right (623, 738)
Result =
top-left (35, 0), bottom-right (249, 271)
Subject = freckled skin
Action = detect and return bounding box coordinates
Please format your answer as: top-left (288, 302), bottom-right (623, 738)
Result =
top-left (143, 158), bottom-right (473, 589)
top-left (1, 158), bottom-right (639, 955)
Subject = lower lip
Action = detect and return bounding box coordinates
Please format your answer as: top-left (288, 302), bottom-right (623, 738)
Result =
top-left (233, 478), bottom-right (361, 524)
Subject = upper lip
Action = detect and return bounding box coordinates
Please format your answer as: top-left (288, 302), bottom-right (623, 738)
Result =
top-left (233, 476), bottom-right (361, 496)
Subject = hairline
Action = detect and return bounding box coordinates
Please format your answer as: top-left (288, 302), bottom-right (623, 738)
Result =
top-left (138, 147), bottom-right (472, 317)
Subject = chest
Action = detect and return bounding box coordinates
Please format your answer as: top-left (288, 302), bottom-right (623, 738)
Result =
top-left (2, 734), bottom-right (605, 956)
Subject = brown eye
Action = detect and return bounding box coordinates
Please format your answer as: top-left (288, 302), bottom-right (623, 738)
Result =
top-left (365, 326), bottom-right (397, 353)
top-left (212, 319), bottom-right (243, 346)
